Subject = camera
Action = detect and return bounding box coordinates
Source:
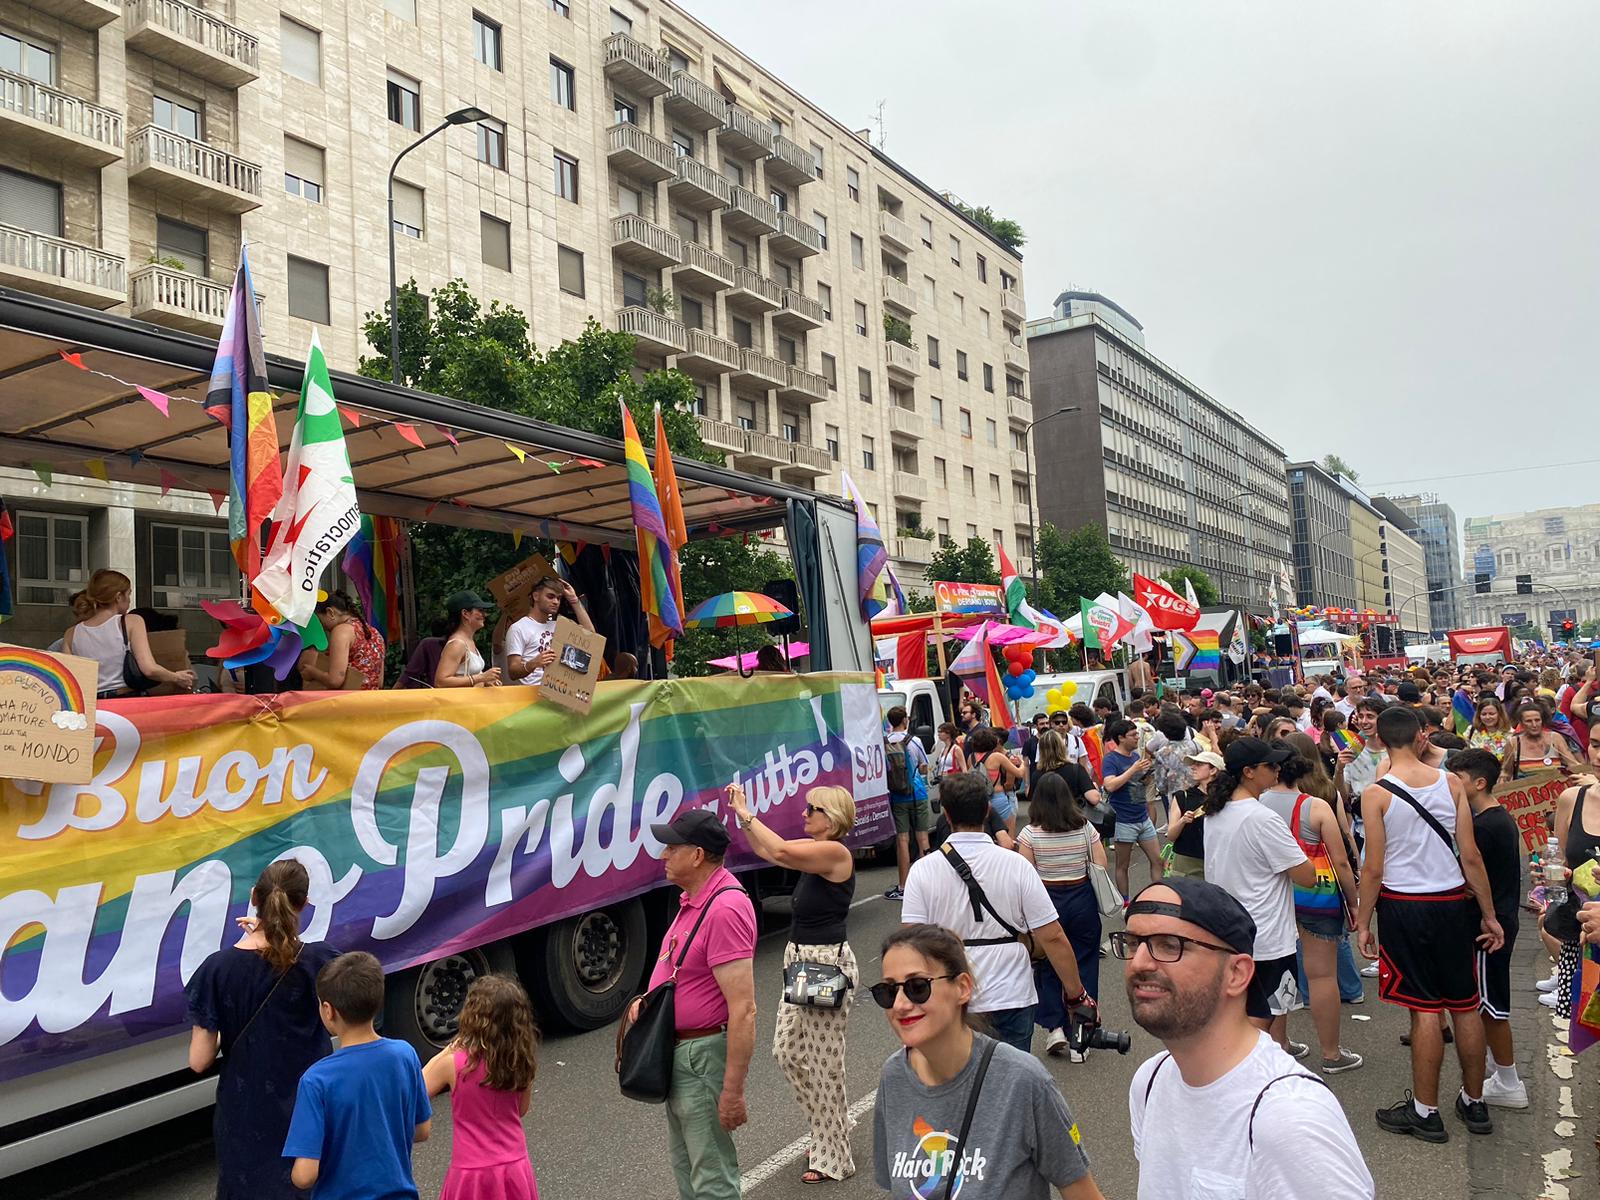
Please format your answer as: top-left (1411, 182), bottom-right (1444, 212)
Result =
top-left (1067, 1011), bottom-right (1131, 1056)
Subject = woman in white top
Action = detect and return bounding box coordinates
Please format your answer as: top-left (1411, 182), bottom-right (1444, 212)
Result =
top-left (433, 591), bottom-right (503, 688)
top-left (64, 569), bottom-right (196, 698)
top-left (1018, 772), bottom-right (1107, 1060)
top-left (933, 722), bottom-right (967, 777)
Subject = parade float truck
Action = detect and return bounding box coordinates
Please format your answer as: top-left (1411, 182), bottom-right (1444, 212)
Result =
top-left (1447, 625), bottom-right (1514, 668)
top-left (0, 290), bottom-right (890, 1176)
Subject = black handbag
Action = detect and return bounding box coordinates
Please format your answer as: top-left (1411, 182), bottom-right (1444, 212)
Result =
top-left (615, 886), bottom-right (741, 1103)
top-left (782, 945), bottom-right (852, 1009)
top-left (119, 616), bottom-right (155, 695)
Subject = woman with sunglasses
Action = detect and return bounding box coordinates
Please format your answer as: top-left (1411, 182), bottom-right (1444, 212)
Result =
top-left (728, 782), bottom-right (858, 1185)
top-left (871, 925), bottom-right (1104, 1200)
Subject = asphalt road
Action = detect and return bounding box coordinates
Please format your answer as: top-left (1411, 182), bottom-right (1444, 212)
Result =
top-left (9, 858), bottom-right (1591, 1200)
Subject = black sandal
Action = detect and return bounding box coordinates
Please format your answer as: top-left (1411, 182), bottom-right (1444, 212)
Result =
top-left (801, 1169), bottom-right (830, 1185)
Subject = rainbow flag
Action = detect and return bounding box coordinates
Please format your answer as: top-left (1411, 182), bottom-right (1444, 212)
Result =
top-left (649, 406), bottom-right (688, 654)
top-left (1171, 627), bottom-right (1222, 672)
top-left (1451, 688), bottom-right (1476, 736)
top-left (621, 401), bottom-right (681, 637)
top-left (842, 472), bottom-right (890, 618)
top-left (208, 245), bottom-right (282, 581)
top-left (342, 514), bottom-right (405, 641)
top-left (1333, 727), bottom-right (1363, 753)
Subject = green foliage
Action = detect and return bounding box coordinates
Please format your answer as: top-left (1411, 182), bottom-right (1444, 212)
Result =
top-left (1159, 565), bottom-right (1219, 607)
top-left (1511, 622), bottom-right (1540, 643)
top-left (927, 537), bottom-right (999, 586)
top-left (952, 201), bottom-right (1026, 252)
top-left (1321, 454), bottom-right (1359, 482)
top-left (671, 537), bottom-right (794, 678)
top-left (883, 313), bottom-right (916, 348)
top-left (1579, 618), bottom-right (1600, 640)
top-left (1033, 522), bottom-right (1126, 619)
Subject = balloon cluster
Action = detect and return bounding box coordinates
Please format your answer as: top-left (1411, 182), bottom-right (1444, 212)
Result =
top-left (1002, 644), bottom-right (1038, 700)
top-left (1043, 679), bottom-right (1079, 711)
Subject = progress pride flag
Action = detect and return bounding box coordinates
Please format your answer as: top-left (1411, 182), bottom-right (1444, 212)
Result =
top-left (1132, 573), bottom-right (1201, 631)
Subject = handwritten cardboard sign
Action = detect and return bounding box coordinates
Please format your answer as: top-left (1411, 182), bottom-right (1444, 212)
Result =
top-left (486, 553), bottom-right (557, 622)
top-left (1494, 768), bottom-right (1572, 854)
top-left (536, 617), bottom-right (605, 714)
top-left (0, 643), bottom-right (99, 784)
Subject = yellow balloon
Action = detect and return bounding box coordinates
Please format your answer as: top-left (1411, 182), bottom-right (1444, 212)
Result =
top-left (1059, 681), bottom-right (1078, 698)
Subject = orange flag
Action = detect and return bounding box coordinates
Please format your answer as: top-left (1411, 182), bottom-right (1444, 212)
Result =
top-left (650, 406), bottom-right (689, 656)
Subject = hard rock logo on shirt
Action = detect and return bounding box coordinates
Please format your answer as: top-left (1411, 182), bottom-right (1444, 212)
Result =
top-left (889, 1118), bottom-right (987, 1197)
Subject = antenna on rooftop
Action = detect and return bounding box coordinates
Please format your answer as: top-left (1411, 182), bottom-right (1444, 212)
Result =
top-left (871, 100), bottom-right (886, 149)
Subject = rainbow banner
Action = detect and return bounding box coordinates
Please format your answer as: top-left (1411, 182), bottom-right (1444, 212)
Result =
top-left (621, 402), bottom-right (681, 638)
top-left (342, 513), bottom-right (406, 641)
top-left (1451, 688), bottom-right (1476, 737)
top-left (0, 674), bottom-right (889, 1083)
top-left (1171, 627), bottom-right (1222, 672)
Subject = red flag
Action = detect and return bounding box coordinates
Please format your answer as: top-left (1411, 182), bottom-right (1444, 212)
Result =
top-left (1132, 573), bottom-right (1201, 631)
top-left (896, 632), bottom-right (928, 680)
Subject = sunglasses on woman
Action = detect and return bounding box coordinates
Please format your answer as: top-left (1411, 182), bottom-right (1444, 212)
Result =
top-left (804, 804), bottom-right (825, 816)
top-left (869, 973), bottom-right (958, 1009)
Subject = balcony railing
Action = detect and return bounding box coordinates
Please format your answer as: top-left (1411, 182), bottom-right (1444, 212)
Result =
top-left (611, 213), bottom-right (682, 266)
top-left (697, 415), bottom-right (746, 454)
top-left (742, 430), bottom-right (788, 464)
top-left (881, 276), bottom-right (917, 313)
top-left (1001, 287), bottom-right (1025, 321)
top-left (738, 348), bottom-right (788, 387)
top-left (879, 210), bottom-right (913, 250)
top-left (730, 266), bottom-right (781, 307)
top-left (1004, 342), bottom-right (1029, 371)
top-left (125, 0), bottom-right (260, 84)
top-left (0, 68), bottom-right (123, 160)
top-left (895, 536), bottom-right (934, 565)
top-left (783, 364), bottom-right (827, 401)
top-left (607, 122), bottom-right (675, 180)
top-left (726, 185), bottom-right (779, 232)
top-left (721, 104), bottom-right (773, 155)
top-left (889, 406), bottom-right (925, 439)
top-left (885, 340), bottom-right (919, 375)
top-left (893, 471), bottom-right (928, 501)
top-left (770, 132), bottom-right (819, 182)
top-left (129, 125), bottom-right (262, 205)
top-left (129, 263), bottom-right (264, 330)
top-left (1014, 503), bottom-right (1034, 526)
top-left (779, 288), bottom-right (825, 325)
top-left (683, 328), bottom-right (739, 370)
top-left (1007, 395), bottom-right (1032, 422)
top-left (788, 442), bottom-right (831, 474)
top-left (615, 305), bottom-right (685, 352)
top-left (601, 33), bottom-right (670, 95)
top-left (773, 211), bottom-right (822, 254)
top-left (0, 222), bottom-right (125, 298)
top-left (1009, 448), bottom-right (1030, 474)
top-left (671, 155), bottom-right (731, 206)
top-left (678, 241), bottom-right (735, 287)
top-left (667, 71), bottom-right (727, 127)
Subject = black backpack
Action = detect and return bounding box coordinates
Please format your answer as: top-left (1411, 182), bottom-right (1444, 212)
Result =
top-left (885, 737), bottom-right (912, 794)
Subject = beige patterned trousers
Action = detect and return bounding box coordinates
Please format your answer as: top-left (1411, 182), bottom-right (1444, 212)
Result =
top-left (773, 940), bottom-right (858, 1180)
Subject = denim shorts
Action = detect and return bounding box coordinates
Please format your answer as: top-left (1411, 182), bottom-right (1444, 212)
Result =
top-left (1298, 912), bottom-right (1346, 942)
top-left (1115, 817), bottom-right (1158, 844)
top-left (991, 791), bottom-right (1018, 822)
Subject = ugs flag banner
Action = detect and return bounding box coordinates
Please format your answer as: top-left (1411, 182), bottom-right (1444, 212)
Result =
top-left (0, 675), bottom-right (890, 1084)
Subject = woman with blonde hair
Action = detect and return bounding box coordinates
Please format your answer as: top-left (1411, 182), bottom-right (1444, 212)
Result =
top-left (728, 782), bottom-right (858, 1183)
top-left (64, 568), bottom-right (195, 697)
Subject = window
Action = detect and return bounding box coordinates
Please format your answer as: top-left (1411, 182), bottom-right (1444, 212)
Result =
top-left (956, 350), bottom-right (968, 380)
top-left (821, 353), bottom-right (837, 390)
top-left (157, 217), bottom-right (207, 275)
top-left (810, 141), bottom-right (825, 178)
top-left (931, 396), bottom-right (943, 426)
top-left (550, 58), bottom-right (575, 108)
top-left (853, 301), bottom-right (868, 336)
top-left (769, 115), bottom-right (784, 137)
top-left (817, 282), bottom-right (832, 319)
top-left (846, 166), bottom-right (860, 202)
top-left (976, 253), bottom-right (988, 283)
top-left (938, 518), bottom-right (950, 544)
top-left (934, 457), bottom-right (947, 486)
top-left (680, 297), bottom-right (704, 329)
top-left (723, 158), bottom-right (744, 185)
top-left (691, 383), bottom-right (709, 415)
top-left (985, 418), bottom-right (997, 446)
top-left (0, 30), bottom-right (55, 85)
top-left (963, 465), bottom-right (975, 495)
top-left (774, 262), bottom-right (793, 288)
top-left (850, 233), bottom-right (864, 269)
top-left (990, 474), bottom-right (1001, 501)
top-left (736, 398), bottom-right (756, 431)
top-left (553, 151), bottom-right (578, 200)
top-left (920, 215), bottom-right (933, 247)
top-left (959, 408), bottom-right (972, 437)
top-left (557, 245), bottom-right (584, 295)
top-left (0, 167), bottom-right (61, 235)
top-left (284, 137), bottom-right (324, 202)
top-left (966, 524), bottom-right (978, 540)
top-left (813, 211), bottom-right (828, 248)
top-left (777, 335), bottom-right (798, 365)
top-left (607, 94), bottom-right (636, 125)
top-left (665, 46), bottom-right (689, 73)
top-left (949, 234), bottom-right (961, 265)
top-left (671, 127), bottom-right (694, 157)
top-left (954, 293), bottom-right (964, 320)
top-left (858, 367), bottom-right (873, 404)
top-left (153, 91), bottom-right (202, 140)
top-left (611, 8), bottom-right (633, 33)
top-left (927, 335), bottom-right (940, 367)
top-left (478, 119), bottom-right (507, 168)
top-left (391, 180), bottom-right (424, 237)
top-left (726, 237), bottom-right (748, 266)
top-left (731, 318), bottom-right (753, 348)
top-left (673, 210), bottom-right (696, 242)
top-left (1001, 269), bottom-right (1016, 291)
top-left (149, 522), bottom-right (235, 608)
top-left (862, 436), bottom-right (875, 471)
top-left (385, 0), bottom-right (416, 19)
top-left (473, 13), bottom-right (502, 69)
top-left (481, 213), bottom-right (511, 270)
top-left (922, 275), bottom-right (936, 304)
top-left (287, 255), bottom-right (330, 324)
top-left (983, 363), bottom-right (994, 392)
top-left (980, 308), bottom-right (991, 336)
top-left (622, 272), bottom-right (648, 309)
top-left (549, 0), bottom-right (570, 14)
top-left (386, 69), bottom-right (420, 130)
top-left (14, 511), bottom-right (85, 605)
top-left (280, 17), bottom-right (321, 85)
top-left (826, 424), bottom-right (840, 461)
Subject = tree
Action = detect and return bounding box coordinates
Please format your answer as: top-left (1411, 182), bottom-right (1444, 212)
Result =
top-left (1033, 522), bottom-right (1126, 618)
top-left (1321, 454), bottom-right (1359, 482)
top-left (1159, 565), bottom-right (1219, 606)
top-left (1510, 622), bottom-right (1540, 643)
top-left (927, 537), bottom-right (999, 586)
top-left (952, 201), bottom-right (1026, 252)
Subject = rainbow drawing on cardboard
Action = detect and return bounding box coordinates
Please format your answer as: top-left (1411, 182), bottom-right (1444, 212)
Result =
top-left (0, 646), bottom-right (88, 730)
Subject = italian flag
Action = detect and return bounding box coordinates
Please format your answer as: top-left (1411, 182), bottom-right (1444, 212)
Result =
top-left (997, 543), bottom-right (1035, 629)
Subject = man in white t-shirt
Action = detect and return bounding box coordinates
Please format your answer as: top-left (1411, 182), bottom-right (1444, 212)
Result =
top-left (1333, 675), bottom-right (1367, 719)
top-left (1123, 878), bottom-right (1375, 1199)
top-left (504, 575), bottom-right (595, 686)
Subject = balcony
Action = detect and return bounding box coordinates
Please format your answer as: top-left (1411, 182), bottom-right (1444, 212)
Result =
top-left (124, 0), bottom-right (260, 88)
top-left (720, 104), bottom-right (773, 157)
top-left (611, 214), bottom-right (681, 269)
top-left (1007, 395), bottom-right (1032, 423)
top-left (27, 0), bottom-right (121, 28)
top-left (601, 33), bottom-right (670, 97)
top-left (1001, 287), bottom-right (1025, 323)
top-left (881, 275), bottom-right (918, 314)
top-left (733, 347), bottom-right (787, 389)
top-left (725, 265), bottom-right (781, 312)
top-left (895, 536), bottom-right (935, 566)
top-left (778, 364), bottom-right (827, 406)
top-left (773, 288), bottom-right (824, 332)
top-left (669, 155), bottom-right (730, 209)
top-left (1014, 503), bottom-right (1034, 527)
top-left (889, 406), bottom-right (926, 441)
top-left (697, 415), bottom-right (746, 456)
top-left (0, 223), bottom-right (125, 308)
top-left (128, 126), bottom-right (261, 212)
top-left (723, 185), bottom-right (779, 236)
top-left (879, 210), bottom-right (913, 252)
top-left (1016, 555), bottom-right (1034, 577)
top-left (614, 305), bottom-right (685, 355)
top-left (677, 329), bottom-right (738, 375)
top-left (885, 340), bottom-right (920, 379)
top-left (607, 123), bottom-right (675, 182)
top-left (739, 430), bottom-right (789, 468)
top-left (665, 71), bottom-right (726, 130)
top-left (0, 70), bottom-right (123, 166)
top-left (1004, 341), bottom-right (1029, 372)
top-left (785, 441), bottom-right (830, 477)
top-left (893, 471), bottom-right (928, 501)
top-left (770, 212), bottom-right (822, 258)
top-left (1009, 448), bottom-right (1030, 475)
top-left (768, 132), bottom-right (819, 186)
top-left (674, 241), bottom-right (734, 292)
top-left (129, 263), bottom-right (261, 334)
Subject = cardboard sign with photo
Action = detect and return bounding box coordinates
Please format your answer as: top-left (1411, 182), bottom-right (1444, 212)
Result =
top-left (538, 617), bottom-right (607, 714)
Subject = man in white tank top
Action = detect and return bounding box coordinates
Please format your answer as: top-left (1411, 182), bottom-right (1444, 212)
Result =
top-left (1356, 706), bottom-right (1503, 1145)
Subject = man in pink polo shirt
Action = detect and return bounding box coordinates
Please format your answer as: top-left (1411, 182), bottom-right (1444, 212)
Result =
top-left (645, 808), bottom-right (758, 1200)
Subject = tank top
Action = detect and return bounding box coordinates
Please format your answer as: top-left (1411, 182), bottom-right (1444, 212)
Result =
top-left (1258, 789), bottom-right (1322, 847)
top-left (69, 616), bottom-right (126, 693)
top-left (453, 638), bottom-right (486, 680)
top-left (1511, 734), bottom-right (1559, 777)
top-left (1567, 786), bottom-right (1600, 871)
top-left (1378, 768), bottom-right (1465, 894)
top-left (447, 1051), bottom-right (530, 1167)
top-left (790, 867), bottom-right (854, 945)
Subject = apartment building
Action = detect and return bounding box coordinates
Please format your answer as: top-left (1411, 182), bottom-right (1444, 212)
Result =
top-left (1025, 292), bottom-right (1292, 615)
top-left (1370, 496), bottom-right (1428, 640)
top-left (0, 0), bottom-right (1029, 591)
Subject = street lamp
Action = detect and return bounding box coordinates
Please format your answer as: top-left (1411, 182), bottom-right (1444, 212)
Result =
top-left (1022, 405), bottom-right (1082, 592)
top-left (388, 106), bottom-right (490, 384)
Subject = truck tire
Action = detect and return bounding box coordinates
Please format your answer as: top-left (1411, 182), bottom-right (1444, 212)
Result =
top-left (382, 941), bottom-right (516, 1056)
top-left (523, 899), bottom-right (648, 1032)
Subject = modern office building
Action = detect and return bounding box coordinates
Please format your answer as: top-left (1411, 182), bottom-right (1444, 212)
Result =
top-left (0, 0), bottom-right (1029, 592)
top-left (1377, 492), bottom-right (1462, 633)
top-left (1460, 503), bottom-right (1600, 632)
top-left (1347, 487), bottom-right (1387, 617)
top-left (1026, 292), bottom-right (1292, 614)
top-left (1370, 496), bottom-right (1428, 641)
top-left (1287, 460), bottom-right (1358, 612)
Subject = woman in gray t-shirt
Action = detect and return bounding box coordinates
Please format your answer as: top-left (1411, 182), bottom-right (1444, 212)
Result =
top-left (871, 925), bottom-right (1103, 1199)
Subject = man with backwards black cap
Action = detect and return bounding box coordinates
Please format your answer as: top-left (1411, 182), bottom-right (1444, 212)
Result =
top-left (1121, 878), bottom-right (1374, 1199)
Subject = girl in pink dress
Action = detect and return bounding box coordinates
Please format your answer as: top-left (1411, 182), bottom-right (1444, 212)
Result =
top-left (422, 976), bottom-right (540, 1200)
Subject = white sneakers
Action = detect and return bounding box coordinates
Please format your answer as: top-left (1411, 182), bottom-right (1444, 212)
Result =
top-left (1361, 962), bottom-right (1380, 978)
top-left (1481, 1075), bottom-right (1529, 1109)
top-left (1535, 972), bottom-right (1560, 993)
top-left (1538, 991), bottom-right (1559, 1009)
top-left (1045, 1028), bottom-right (1069, 1056)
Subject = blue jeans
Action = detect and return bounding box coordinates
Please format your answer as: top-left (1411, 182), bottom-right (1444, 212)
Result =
top-left (1035, 882), bottom-right (1102, 1033)
top-left (983, 1004), bottom-right (1037, 1054)
top-left (1296, 932), bottom-right (1365, 1003)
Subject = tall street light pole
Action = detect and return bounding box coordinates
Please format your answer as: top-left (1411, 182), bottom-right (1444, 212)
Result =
top-left (388, 106), bottom-right (489, 384)
top-left (1023, 405), bottom-right (1082, 594)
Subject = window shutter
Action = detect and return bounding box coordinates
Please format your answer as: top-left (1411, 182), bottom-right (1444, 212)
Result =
top-left (392, 181), bottom-right (424, 231)
top-left (284, 137), bottom-right (323, 183)
top-left (0, 168), bottom-right (62, 236)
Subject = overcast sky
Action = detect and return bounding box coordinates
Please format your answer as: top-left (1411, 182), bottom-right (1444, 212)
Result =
top-left (689, 0), bottom-right (1597, 529)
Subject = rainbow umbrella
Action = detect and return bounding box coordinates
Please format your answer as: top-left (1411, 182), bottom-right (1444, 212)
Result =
top-left (682, 591), bottom-right (793, 628)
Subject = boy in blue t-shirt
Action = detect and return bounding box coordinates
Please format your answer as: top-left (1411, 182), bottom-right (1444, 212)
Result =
top-left (1100, 717), bottom-right (1163, 897)
top-left (285, 951), bottom-right (432, 1199)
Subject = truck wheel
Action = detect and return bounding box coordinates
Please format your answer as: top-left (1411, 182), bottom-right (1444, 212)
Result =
top-left (523, 899), bottom-right (648, 1032)
top-left (383, 942), bottom-right (515, 1055)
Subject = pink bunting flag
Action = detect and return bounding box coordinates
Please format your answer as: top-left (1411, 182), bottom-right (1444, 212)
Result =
top-left (136, 386), bottom-right (170, 417)
top-left (338, 405), bottom-right (362, 427)
top-left (159, 468), bottom-right (181, 496)
top-left (59, 350), bottom-right (86, 370)
top-left (435, 425), bottom-right (459, 447)
top-left (393, 423), bottom-right (425, 450)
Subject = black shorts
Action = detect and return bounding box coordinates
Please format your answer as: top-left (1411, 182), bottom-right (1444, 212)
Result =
top-left (1376, 888), bottom-right (1481, 1013)
top-left (1247, 953), bottom-right (1300, 1019)
top-left (1477, 913), bottom-right (1519, 1020)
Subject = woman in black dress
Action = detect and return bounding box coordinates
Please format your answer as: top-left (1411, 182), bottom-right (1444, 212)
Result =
top-left (186, 860), bottom-right (340, 1199)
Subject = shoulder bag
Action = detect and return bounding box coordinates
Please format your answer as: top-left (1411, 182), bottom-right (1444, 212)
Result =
top-left (940, 841), bottom-right (1045, 960)
top-left (1088, 856), bottom-right (1124, 917)
top-left (119, 615), bottom-right (155, 695)
top-left (783, 941), bottom-right (853, 1009)
top-left (615, 885), bottom-right (742, 1103)
top-left (1289, 794), bottom-right (1351, 929)
top-left (1375, 779), bottom-right (1457, 859)
top-left (936, 1036), bottom-right (998, 1200)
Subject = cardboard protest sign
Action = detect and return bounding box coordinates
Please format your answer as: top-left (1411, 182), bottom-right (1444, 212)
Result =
top-left (1493, 768), bottom-right (1571, 854)
top-left (144, 629), bottom-right (193, 697)
top-left (302, 653), bottom-right (364, 691)
top-left (486, 553), bottom-right (557, 622)
top-left (0, 643), bottom-right (99, 784)
top-left (537, 617), bottom-right (605, 714)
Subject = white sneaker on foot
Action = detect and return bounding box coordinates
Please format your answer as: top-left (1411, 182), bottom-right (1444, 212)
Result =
top-left (1361, 962), bottom-right (1380, 977)
top-left (1068, 1049), bottom-right (1087, 1064)
top-left (1535, 973), bottom-right (1560, 993)
top-left (1481, 1075), bottom-right (1529, 1109)
top-left (1045, 1028), bottom-right (1068, 1057)
top-left (1538, 990), bottom-right (1559, 1008)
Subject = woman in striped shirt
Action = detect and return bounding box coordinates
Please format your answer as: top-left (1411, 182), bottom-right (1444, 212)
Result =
top-left (1018, 772), bottom-right (1107, 1061)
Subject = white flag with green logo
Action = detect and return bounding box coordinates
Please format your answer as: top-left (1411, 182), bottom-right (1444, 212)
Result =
top-left (253, 331), bottom-right (361, 629)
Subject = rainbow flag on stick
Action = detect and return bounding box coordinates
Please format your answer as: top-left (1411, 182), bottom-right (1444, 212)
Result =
top-left (621, 402), bottom-right (681, 638)
top-left (650, 406), bottom-right (688, 655)
top-left (843, 472), bottom-right (890, 618)
top-left (1333, 727), bottom-right (1363, 753)
top-left (1451, 689), bottom-right (1476, 736)
top-left (342, 514), bottom-right (405, 641)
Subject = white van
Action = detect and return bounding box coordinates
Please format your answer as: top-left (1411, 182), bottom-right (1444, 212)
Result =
top-left (878, 668), bottom-right (1129, 750)
top-left (1016, 671), bottom-right (1128, 723)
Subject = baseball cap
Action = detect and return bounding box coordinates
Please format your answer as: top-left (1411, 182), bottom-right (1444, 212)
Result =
top-left (652, 808), bottom-right (731, 856)
top-left (1183, 749), bottom-right (1226, 770)
top-left (1396, 681), bottom-right (1423, 702)
top-left (1127, 877), bottom-right (1256, 956)
top-left (447, 590), bottom-right (493, 613)
top-left (1200, 688), bottom-right (1214, 699)
top-left (1223, 736), bottom-right (1293, 773)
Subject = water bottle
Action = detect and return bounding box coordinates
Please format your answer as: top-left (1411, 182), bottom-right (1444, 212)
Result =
top-left (1546, 837), bottom-right (1568, 906)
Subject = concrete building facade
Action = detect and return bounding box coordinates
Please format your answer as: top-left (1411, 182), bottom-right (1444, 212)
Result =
top-left (1287, 460), bottom-right (1357, 612)
top-left (1025, 293), bottom-right (1292, 614)
top-left (1371, 496), bottom-right (1428, 641)
top-left (1348, 492), bottom-right (1386, 617)
top-left (0, 0), bottom-right (1029, 593)
top-left (1460, 503), bottom-right (1600, 633)
top-left (1377, 492), bottom-right (1462, 634)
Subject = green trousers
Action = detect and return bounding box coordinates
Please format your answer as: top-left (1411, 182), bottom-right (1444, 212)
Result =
top-left (666, 1033), bottom-right (740, 1200)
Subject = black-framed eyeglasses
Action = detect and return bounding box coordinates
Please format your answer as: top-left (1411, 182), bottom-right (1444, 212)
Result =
top-left (1109, 931), bottom-right (1236, 963)
top-left (870, 974), bottom-right (958, 1009)
top-left (804, 804), bottom-right (825, 817)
